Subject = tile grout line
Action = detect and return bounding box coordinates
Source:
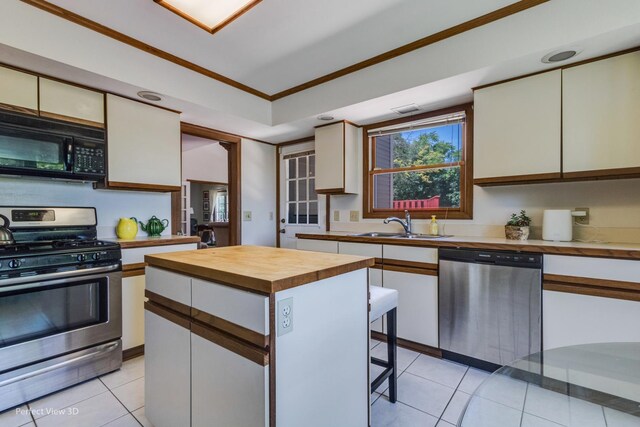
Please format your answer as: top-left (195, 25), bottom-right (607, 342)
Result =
top-left (436, 366), bottom-right (470, 425)
top-left (519, 383), bottom-right (529, 427)
top-left (26, 402), bottom-right (37, 426)
top-left (102, 380), bottom-right (143, 427)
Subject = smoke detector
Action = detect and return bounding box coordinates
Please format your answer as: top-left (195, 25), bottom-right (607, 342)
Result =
top-left (391, 104), bottom-right (420, 115)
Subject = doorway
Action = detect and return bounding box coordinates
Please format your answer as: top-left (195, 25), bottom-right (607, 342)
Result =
top-left (171, 123), bottom-right (241, 246)
top-left (278, 142), bottom-right (327, 248)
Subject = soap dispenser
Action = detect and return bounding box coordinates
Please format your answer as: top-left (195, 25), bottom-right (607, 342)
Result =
top-left (429, 215), bottom-right (439, 236)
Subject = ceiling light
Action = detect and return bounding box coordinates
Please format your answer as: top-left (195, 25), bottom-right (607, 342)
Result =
top-left (317, 115), bottom-right (334, 121)
top-left (137, 91), bottom-right (163, 102)
top-left (541, 49), bottom-right (580, 64)
top-left (155, 0), bottom-right (261, 34)
top-left (391, 104), bottom-right (421, 115)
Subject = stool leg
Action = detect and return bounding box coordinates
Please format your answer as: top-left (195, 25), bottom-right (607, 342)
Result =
top-left (387, 308), bottom-right (397, 403)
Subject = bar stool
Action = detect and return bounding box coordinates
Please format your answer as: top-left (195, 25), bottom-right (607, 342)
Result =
top-left (370, 286), bottom-right (398, 402)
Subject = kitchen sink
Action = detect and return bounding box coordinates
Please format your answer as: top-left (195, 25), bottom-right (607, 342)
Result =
top-left (349, 232), bottom-right (405, 237)
top-left (392, 233), bottom-right (451, 240)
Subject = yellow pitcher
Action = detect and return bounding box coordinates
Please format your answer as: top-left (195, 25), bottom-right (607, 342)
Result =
top-left (116, 217), bottom-right (138, 239)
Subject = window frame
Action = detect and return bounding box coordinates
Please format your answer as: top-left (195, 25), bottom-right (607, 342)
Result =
top-left (362, 103), bottom-right (474, 220)
top-left (285, 151), bottom-right (319, 225)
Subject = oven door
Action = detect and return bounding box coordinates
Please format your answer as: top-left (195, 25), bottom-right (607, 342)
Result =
top-left (0, 264), bottom-right (121, 372)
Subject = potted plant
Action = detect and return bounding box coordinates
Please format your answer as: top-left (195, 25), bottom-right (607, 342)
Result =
top-left (505, 210), bottom-right (531, 240)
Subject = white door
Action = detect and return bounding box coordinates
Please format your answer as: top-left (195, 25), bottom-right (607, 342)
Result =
top-left (278, 143), bottom-right (326, 248)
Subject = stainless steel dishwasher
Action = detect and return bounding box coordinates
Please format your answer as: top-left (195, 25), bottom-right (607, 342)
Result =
top-left (438, 248), bottom-right (542, 370)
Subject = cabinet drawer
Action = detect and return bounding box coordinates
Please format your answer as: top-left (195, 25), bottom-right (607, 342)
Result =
top-left (544, 255), bottom-right (640, 282)
top-left (192, 278), bottom-right (269, 336)
top-left (122, 244), bottom-right (197, 265)
top-left (339, 242), bottom-right (382, 259)
top-left (296, 239), bottom-right (338, 253)
top-left (383, 245), bottom-right (437, 264)
top-left (145, 266), bottom-right (191, 306)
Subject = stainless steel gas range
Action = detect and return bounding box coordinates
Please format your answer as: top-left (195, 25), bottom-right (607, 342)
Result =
top-left (0, 206), bottom-right (122, 411)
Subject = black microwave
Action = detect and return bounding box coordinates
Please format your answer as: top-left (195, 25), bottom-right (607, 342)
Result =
top-left (0, 111), bottom-right (106, 181)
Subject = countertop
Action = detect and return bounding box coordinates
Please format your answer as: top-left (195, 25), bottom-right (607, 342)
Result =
top-left (145, 245), bottom-right (374, 294)
top-left (106, 235), bottom-right (201, 249)
top-left (296, 231), bottom-right (640, 260)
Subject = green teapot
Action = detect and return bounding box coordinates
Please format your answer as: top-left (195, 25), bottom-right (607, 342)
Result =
top-left (139, 215), bottom-right (169, 237)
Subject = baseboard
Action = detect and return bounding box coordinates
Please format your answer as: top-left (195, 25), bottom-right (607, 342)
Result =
top-left (123, 344), bottom-right (144, 361)
top-left (371, 331), bottom-right (442, 358)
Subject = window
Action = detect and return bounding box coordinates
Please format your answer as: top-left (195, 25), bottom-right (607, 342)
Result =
top-left (285, 152), bottom-right (318, 224)
top-left (364, 104), bottom-right (473, 219)
top-left (215, 191), bottom-right (228, 222)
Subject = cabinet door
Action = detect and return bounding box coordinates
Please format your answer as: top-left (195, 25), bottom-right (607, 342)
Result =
top-left (369, 268), bottom-right (383, 333)
top-left (0, 66), bottom-right (38, 114)
top-left (382, 269), bottom-right (438, 347)
top-left (474, 70), bottom-right (561, 181)
top-left (563, 52), bottom-right (640, 175)
top-left (121, 275), bottom-right (145, 350)
top-left (39, 78), bottom-right (104, 127)
top-left (296, 238), bottom-right (338, 253)
top-left (314, 122), bottom-right (344, 192)
top-left (145, 309), bottom-right (190, 427)
top-left (191, 333), bottom-right (268, 427)
top-left (543, 290), bottom-right (640, 350)
top-left (106, 94), bottom-right (181, 190)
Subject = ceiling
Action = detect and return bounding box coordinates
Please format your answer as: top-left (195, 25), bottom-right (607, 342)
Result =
top-left (2, 0), bottom-right (640, 143)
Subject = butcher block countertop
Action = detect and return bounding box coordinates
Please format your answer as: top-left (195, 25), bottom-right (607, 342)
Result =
top-left (107, 235), bottom-right (201, 249)
top-left (145, 245), bottom-right (374, 294)
top-left (296, 232), bottom-right (640, 260)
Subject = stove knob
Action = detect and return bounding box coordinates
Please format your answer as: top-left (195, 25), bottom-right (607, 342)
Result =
top-left (92, 253), bottom-right (100, 261)
top-left (77, 254), bottom-right (86, 262)
top-left (8, 259), bottom-right (21, 269)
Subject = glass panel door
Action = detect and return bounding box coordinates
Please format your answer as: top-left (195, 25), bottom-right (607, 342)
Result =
top-left (0, 278), bottom-right (108, 348)
top-left (0, 124), bottom-right (69, 172)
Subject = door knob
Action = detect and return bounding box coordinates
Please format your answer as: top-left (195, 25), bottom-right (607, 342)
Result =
top-left (280, 218), bottom-right (285, 223)
top-left (279, 228), bottom-right (286, 234)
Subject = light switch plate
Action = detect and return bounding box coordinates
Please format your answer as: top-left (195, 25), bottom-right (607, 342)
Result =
top-left (277, 297), bottom-right (293, 336)
top-left (334, 210), bottom-right (340, 222)
top-left (243, 211), bottom-right (252, 221)
top-left (350, 210), bottom-right (359, 222)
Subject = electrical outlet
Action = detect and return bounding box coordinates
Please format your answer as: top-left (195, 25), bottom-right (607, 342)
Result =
top-left (243, 211), bottom-right (252, 221)
top-left (277, 297), bottom-right (293, 336)
top-left (334, 210), bottom-right (340, 222)
top-left (574, 207), bottom-right (590, 225)
top-left (350, 210), bottom-right (359, 222)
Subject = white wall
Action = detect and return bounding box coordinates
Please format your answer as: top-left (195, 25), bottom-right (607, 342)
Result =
top-left (241, 139), bottom-right (276, 246)
top-left (0, 177), bottom-right (171, 238)
top-left (182, 135), bottom-right (228, 184)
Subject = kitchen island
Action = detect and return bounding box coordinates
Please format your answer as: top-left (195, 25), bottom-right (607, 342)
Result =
top-left (143, 245), bottom-right (374, 427)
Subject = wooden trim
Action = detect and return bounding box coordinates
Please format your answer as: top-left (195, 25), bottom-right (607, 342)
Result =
top-left (21, 0), bottom-right (271, 100)
top-left (370, 161), bottom-right (463, 175)
top-left (191, 308), bottom-right (269, 349)
top-left (371, 331), bottom-right (442, 358)
top-left (325, 195), bottom-right (331, 232)
top-left (106, 181), bottom-right (181, 192)
top-left (154, 0), bottom-right (262, 36)
top-left (270, 0), bottom-right (550, 100)
top-left (383, 259), bottom-right (438, 272)
top-left (370, 262), bottom-right (384, 270)
top-left (0, 103), bottom-right (39, 116)
top-left (181, 122), bottom-right (242, 144)
top-left (186, 179), bottom-right (228, 186)
top-left (191, 322), bottom-right (269, 366)
top-left (268, 295), bottom-right (276, 427)
top-left (316, 188), bottom-right (345, 195)
top-left (39, 110), bottom-right (104, 128)
top-left (314, 119), bottom-right (360, 129)
top-left (563, 167), bottom-right (640, 181)
top-left (275, 135), bottom-right (314, 147)
top-left (115, 236), bottom-right (200, 248)
top-left (171, 190), bottom-right (181, 235)
top-left (122, 344), bottom-right (144, 361)
top-left (543, 274), bottom-right (640, 302)
top-left (383, 264), bottom-right (438, 276)
top-left (362, 103), bottom-right (474, 220)
top-left (474, 172), bottom-right (563, 186)
top-left (122, 262), bottom-right (146, 278)
top-left (145, 289), bottom-right (191, 317)
top-left (275, 147), bottom-right (281, 247)
top-left (144, 300), bottom-right (191, 329)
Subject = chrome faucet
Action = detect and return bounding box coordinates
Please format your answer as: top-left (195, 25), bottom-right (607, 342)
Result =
top-left (384, 210), bottom-right (412, 235)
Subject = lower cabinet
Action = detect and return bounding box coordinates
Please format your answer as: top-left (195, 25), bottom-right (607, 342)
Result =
top-left (382, 269), bottom-right (438, 347)
top-left (296, 238), bottom-right (338, 253)
top-left (121, 275), bottom-right (145, 350)
top-left (543, 290), bottom-right (640, 350)
top-left (369, 268), bottom-right (383, 333)
top-left (145, 310), bottom-right (191, 427)
top-left (191, 333), bottom-right (269, 427)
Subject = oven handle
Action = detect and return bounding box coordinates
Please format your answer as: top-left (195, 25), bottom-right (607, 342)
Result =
top-left (0, 341), bottom-right (119, 388)
top-left (0, 264), bottom-right (121, 289)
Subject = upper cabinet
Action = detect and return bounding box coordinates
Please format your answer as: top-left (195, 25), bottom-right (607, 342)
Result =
top-left (474, 70), bottom-right (562, 185)
top-left (562, 51), bottom-right (640, 178)
top-left (39, 78), bottom-right (105, 128)
top-left (0, 65), bottom-right (38, 114)
top-left (314, 121), bottom-right (359, 194)
top-left (105, 94), bottom-right (181, 191)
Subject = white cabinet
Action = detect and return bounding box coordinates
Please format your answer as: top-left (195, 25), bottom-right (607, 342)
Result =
top-left (121, 275), bottom-right (145, 350)
top-left (474, 70), bottom-right (561, 183)
top-left (383, 244), bottom-right (438, 265)
top-left (382, 270), bottom-right (438, 347)
top-left (296, 238), bottom-right (338, 253)
top-left (0, 65), bottom-right (38, 114)
top-left (191, 333), bottom-right (269, 427)
top-left (106, 94), bottom-right (181, 191)
top-left (39, 78), bottom-right (104, 127)
top-left (369, 268), bottom-right (383, 333)
top-left (562, 51), bottom-right (640, 176)
top-left (145, 309), bottom-right (191, 427)
top-left (314, 121), bottom-right (359, 194)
